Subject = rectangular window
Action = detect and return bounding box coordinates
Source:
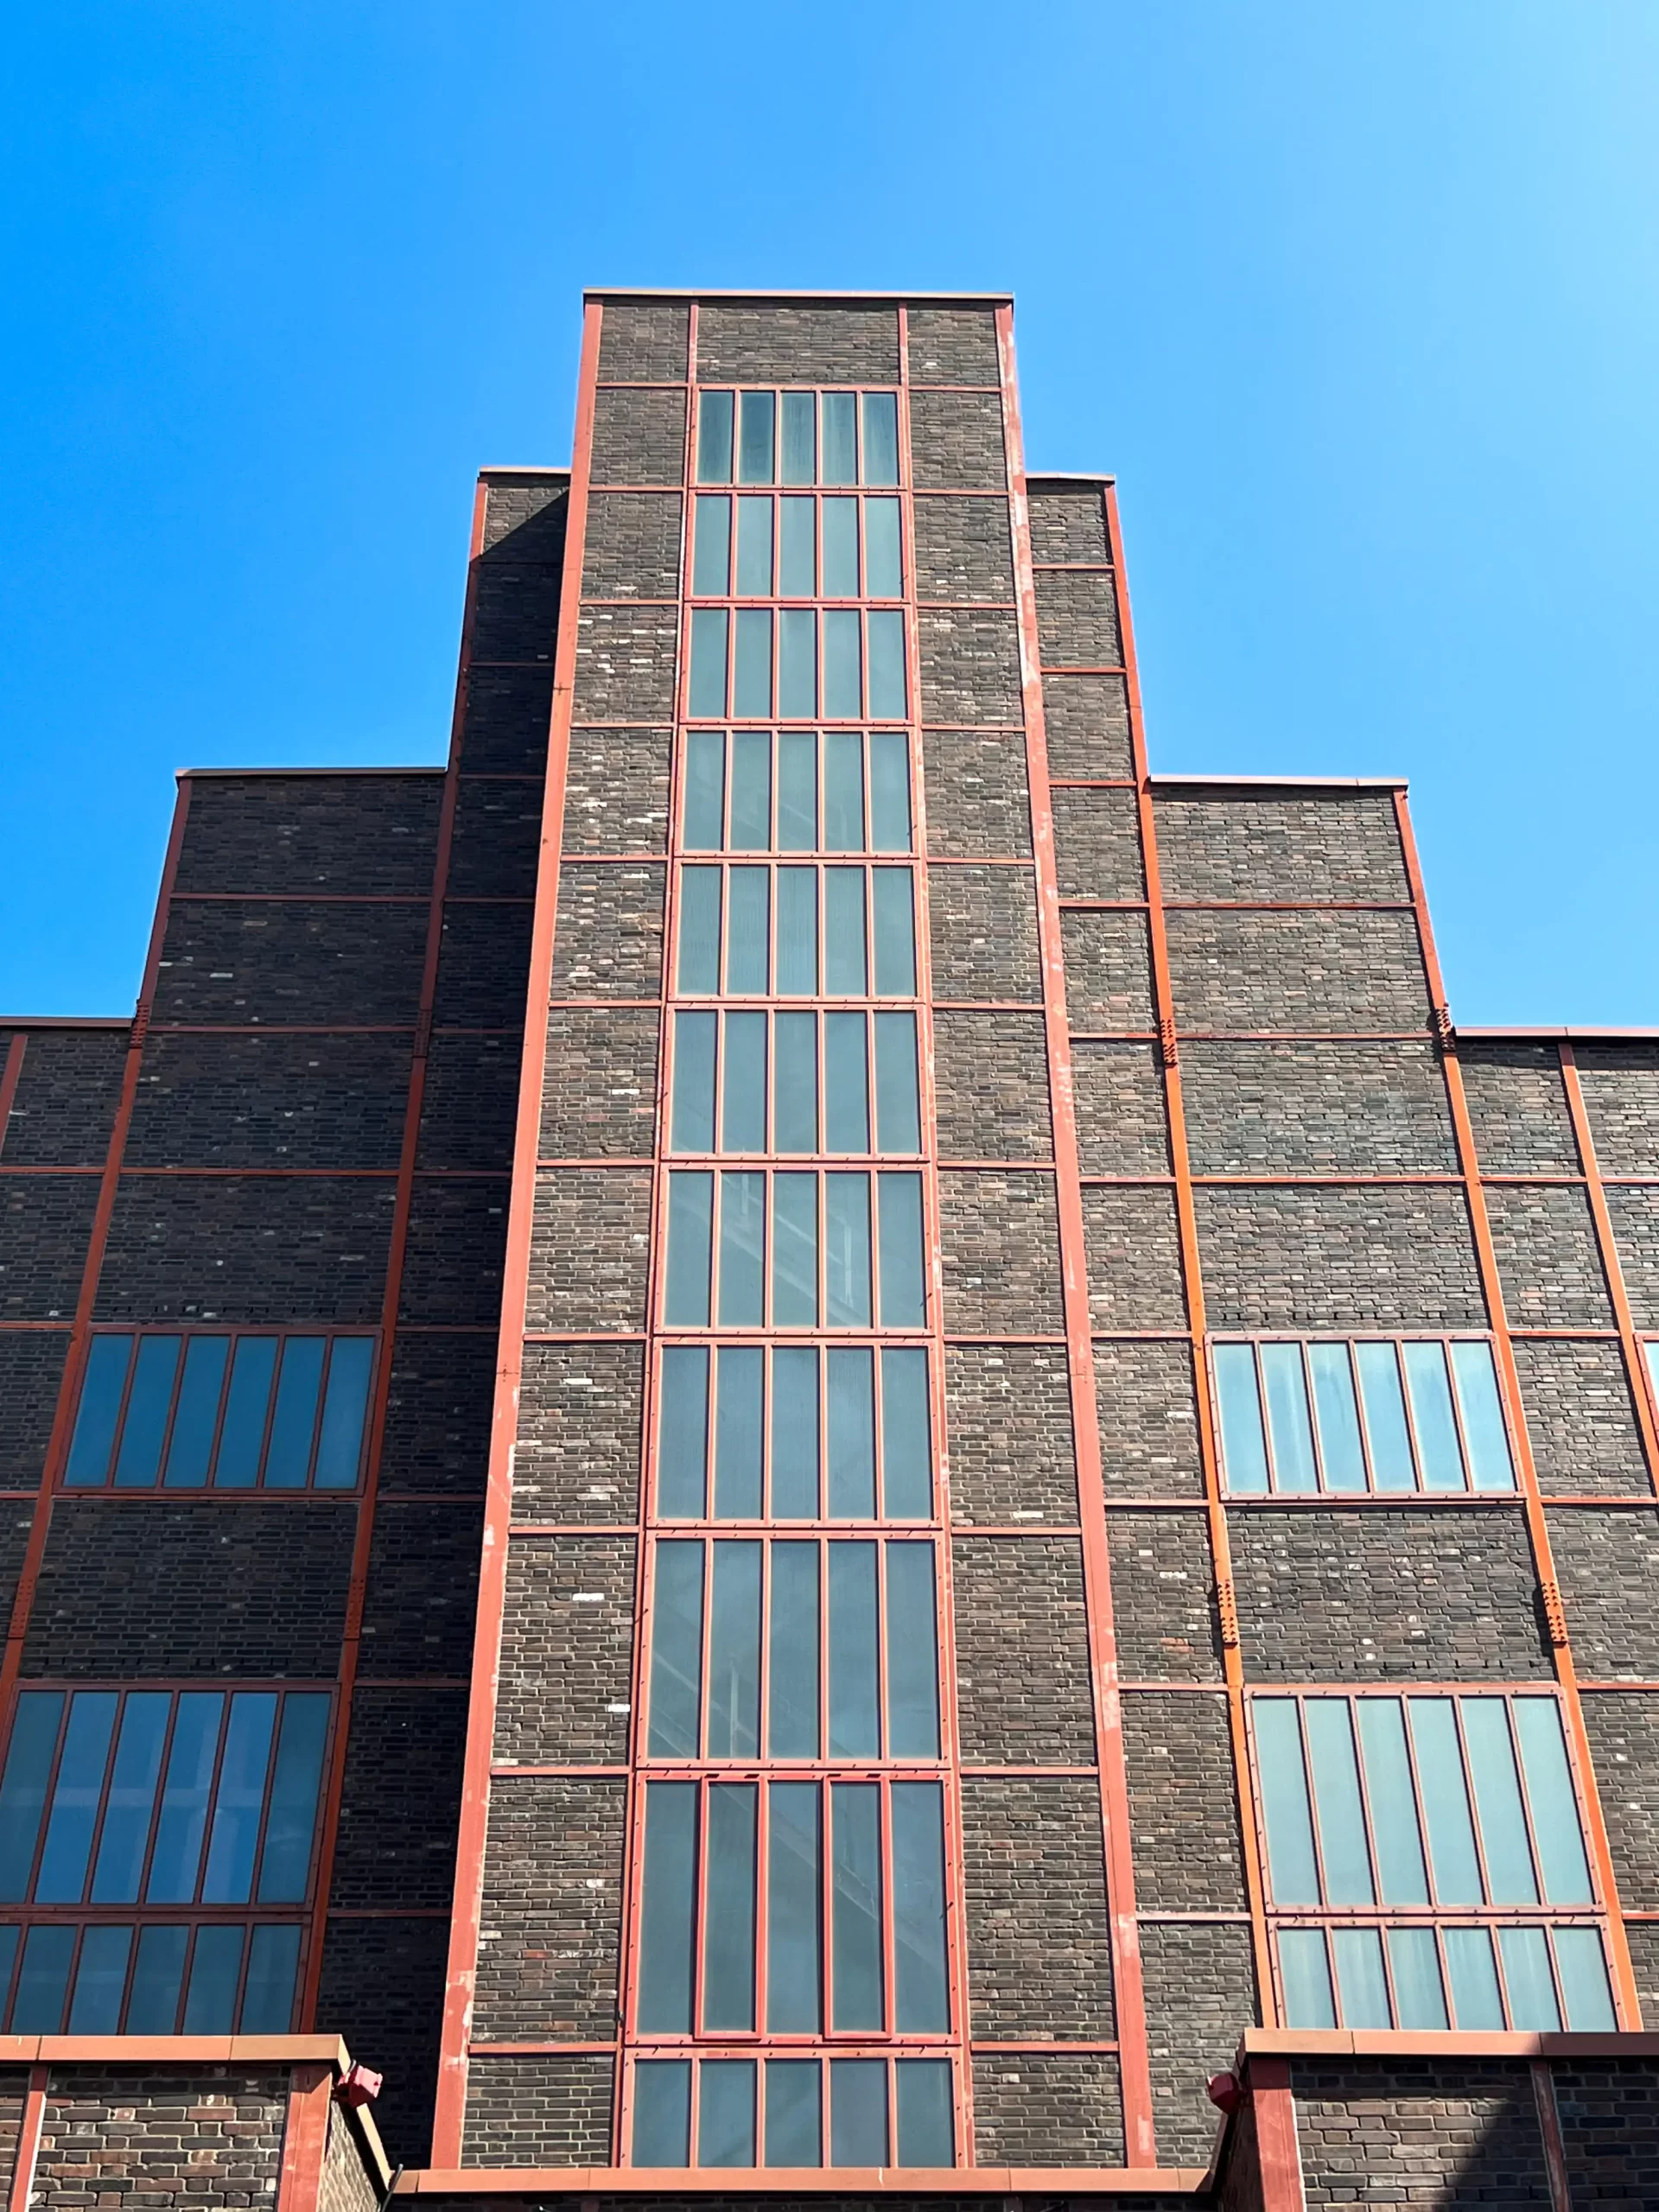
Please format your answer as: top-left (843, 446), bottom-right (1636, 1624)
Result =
top-left (684, 615), bottom-right (906, 721)
top-left (680, 732), bottom-right (912, 855)
top-left (670, 1009), bottom-right (920, 1160)
top-left (1213, 1338), bottom-right (1515, 1497)
top-left (630, 2051), bottom-right (951, 2170)
top-left (674, 865), bottom-right (918, 1001)
top-left (692, 494), bottom-right (905, 605)
top-left (0, 1916), bottom-right (303, 2037)
top-left (65, 1331), bottom-right (376, 1493)
top-left (696, 391), bottom-right (903, 493)
top-left (663, 1173), bottom-right (924, 1329)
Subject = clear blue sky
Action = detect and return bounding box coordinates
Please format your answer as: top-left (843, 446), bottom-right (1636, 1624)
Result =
top-left (3, 3), bottom-right (1656, 1021)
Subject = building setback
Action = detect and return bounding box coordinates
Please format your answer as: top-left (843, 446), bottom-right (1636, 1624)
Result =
top-left (2, 289), bottom-right (1659, 2206)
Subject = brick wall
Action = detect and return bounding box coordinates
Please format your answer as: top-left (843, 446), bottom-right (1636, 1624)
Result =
top-left (1142, 1922), bottom-right (1256, 2164)
top-left (474, 1776), bottom-right (626, 2042)
top-left (32, 2069), bottom-right (291, 2212)
top-left (944, 1344), bottom-right (1078, 1523)
top-left (1122, 1691), bottom-right (1247, 1910)
top-left (958, 1777), bottom-right (1115, 2037)
top-left (1288, 2057), bottom-right (1554, 2207)
top-left (952, 1535), bottom-right (1095, 1762)
top-left (461, 2054), bottom-right (614, 2168)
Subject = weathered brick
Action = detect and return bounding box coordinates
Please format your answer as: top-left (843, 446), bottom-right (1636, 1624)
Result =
top-left (571, 605), bottom-right (678, 723)
top-left (0, 1330), bottom-right (69, 1485)
top-left (970, 2052), bottom-right (1123, 2166)
top-left (908, 391), bottom-right (1007, 490)
top-left (1461, 1040), bottom-right (1581, 1173)
top-left (1153, 790), bottom-right (1409, 904)
top-left (549, 864), bottom-right (665, 1000)
top-left (1, 1029), bottom-right (127, 1166)
top-left (1513, 1338), bottom-right (1651, 1497)
top-left (1181, 1038), bottom-right (1456, 1174)
top-left (0, 1174), bottom-right (99, 1319)
top-left (524, 1169), bottom-right (652, 1333)
top-left (1582, 1691), bottom-right (1659, 1908)
top-left (1028, 482), bottom-right (1111, 565)
top-left (1165, 907), bottom-right (1431, 1033)
top-left (1577, 1041), bottom-right (1659, 1176)
top-left (1605, 1186), bottom-right (1659, 1328)
top-left (921, 728), bottom-right (1033, 858)
top-left (596, 299), bottom-right (689, 383)
top-left (513, 1342), bottom-right (644, 1523)
top-left (540, 1007), bottom-right (659, 1160)
top-left (938, 1169), bottom-right (1063, 1335)
top-left (960, 1776), bottom-right (1114, 2036)
top-left (944, 1344), bottom-right (1077, 1523)
top-left (461, 2052), bottom-right (614, 2168)
top-left (953, 1535), bottom-right (1095, 1761)
top-left (126, 1033), bottom-right (410, 1170)
top-left (561, 728), bottom-right (671, 855)
top-left (1194, 1182), bottom-right (1487, 1328)
top-left (589, 386), bottom-right (685, 488)
top-left (1096, 1339), bottom-right (1204, 1499)
top-left (580, 492), bottom-right (682, 600)
top-left (1043, 673), bottom-right (1135, 780)
top-left (1124, 1690), bottom-right (1246, 1910)
top-left (155, 898), bottom-right (429, 1026)
top-left (1082, 1186), bottom-right (1187, 1331)
top-left (1052, 786), bottom-right (1144, 900)
top-left (1289, 2058), bottom-right (1552, 2209)
top-left (1073, 1041), bottom-right (1170, 1174)
top-left (1548, 1505), bottom-right (1659, 1677)
top-left (173, 774), bottom-right (441, 895)
top-left (1061, 909), bottom-right (1154, 1031)
top-left (1486, 1182), bottom-right (1615, 1327)
top-left (480, 473), bottom-right (569, 557)
top-left (917, 608), bottom-right (1023, 725)
top-left (1141, 1920), bottom-right (1257, 2164)
top-left (1107, 1510), bottom-right (1223, 1682)
top-left (907, 304), bottom-right (1001, 386)
top-left (932, 1010), bottom-right (1053, 1160)
top-left (493, 1534), bottom-right (636, 1763)
top-left (928, 865), bottom-right (1042, 1003)
top-left (1036, 568), bottom-right (1122, 668)
top-left (696, 302), bottom-right (899, 383)
top-left (474, 1775), bottom-right (626, 2041)
top-left (911, 494), bottom-right (1014, 602)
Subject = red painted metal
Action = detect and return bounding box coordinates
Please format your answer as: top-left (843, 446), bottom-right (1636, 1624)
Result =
top-left (0, 1033), bottom-right (26, 1160)
top-left (4, 2063), bottom-right (47, 2212)
top-left (1529, 2060), bottom-right (1573, 2212)
top-left (275, 2061), bottom-right (336, 2212)
top-left (1239, 2054), bottom-right (1307, 2212)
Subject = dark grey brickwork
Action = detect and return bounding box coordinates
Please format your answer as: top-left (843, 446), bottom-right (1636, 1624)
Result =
top-left (944, 1344), bottom-right (1077, 1523)
top-left (1605, 1186), bottom-right (1659, 1328)
top-left (1043, 673), bottom-right (1135, 779)
top-left (33, 2069), bottom-right (290, 2212)
top-left (126, 1033), bottom-right (411, 1169)
top-left (1165, 907), bottom-right (1431, 1033)
top-left (938, 1169), bottom-right (1064, 1335)
top-left (1513, 1338), bottom-right (1651, 1497)
top-left (0, 1329), bottom-right (68, 1484)
top-left (907, 304), bottom-right (1001, 385)
top-left (457, 667), bottom-right (554, 777)
top-left (1548, 1504), bottom-right (1659, 1677)
top-left (571, 606), bottom-right (679, 723)
top-left (480, 472), bottom-right (569, 560)
top-left (1153, 790), bottom-right (1408, 904)
top-left (588, 386), bottom-right (685, 487)
top-left (959, 1776), bottom-right (1114, 2037)
top-left (1194, 1182), bottom-right (1487, 1328)
top-left (397, 1178), bottom-right (511, 1327)
top-left (1096, 1339), bottom-right (1204, 1499)
top-left (911, 495), bottom-right (1014, 602)
top-left (908, 391), bottom-right (1007, 490)
top-left (331, 1685), bottom-right (467, 1909)
top-left (2, 1030), bottom-right (127, 1165)
top-left (697, 302), bottom-right (899, 384)
top-left (541, 1007), bottom-right (659, 1160)
top-left (0, 1174), bottom-right (99, 1317)
top-left (493, 1534), bottom-right (636, 1764)
top-left (1180, 1039), bottom-right (1457, 1174)
top-left (513, 1341), bottom-right (645, 1523)
top-left (474, 1775), bottom-right (626, 2041)
top-left (1582, 1691), bottom-right (1659, 1907)
top-left (1106, 1510), bottom-right (1223, 1682)
top-left (1578, 1043), bottom-right (1659, 1175)
top-left (921, 728), bottom-right (1032, 858)
top-left (563, 729), bottom-right (671, 854)
top-left (1123, 1690), bottom-right (1245, 1910)
top-left (1051, 787), bottom-right (1144, 900)
top-left (1554, 2059), bottom-right (1659, 2205)
top-left (1289, 2058), bottom-right (1553, 2209)
top-left (596, 299), bottom-right (689, 383)
top-left (156, 898), bottom-right (428, 1025)
top-left (1460, 1041), bottom-right (1581, 1173)
top-left (970, 2053), bottom-right (1124, 2166)
top-left (95, 1173), bottom-right (397, 1323)
top-left (580, 492), bottom-right (683, 600)
top-left (1028, 482), bottom-right (1112, 565)
top-left (471, 560), bottom-right (561, 663)
top-left (432, 899), bottom-right (533, 1030)
top-left (173, 774), bottom-right (442, 894)
top-left (549, 864), bottom-right (665, 1000)
top-left (916, 609), bottom-right (1024, 725)
top-left (1082, 1186), bottom-right (1187, 1332)
top-left (1073, 1041), bottom-right (1170, 1174)
top-left (378, 1331), bottom-right (494, 1494)
top-left (1628, 1923), bottom-right (1659, 2031)
top-left (928, 864), bottom-right (1042, 1002)
top-left (524, 1169), bottom-right (652, 1333)
top-left (317, 1916), bottom-right (449, 2163)
top-left (1061, 910), bottom-right (1155, 1031)
top-left (0, 1506), bottom-right (31, 1630)
top-left (1036, 568), bottom-right (1122, 668)
top-left (461, 2054), bottom-right (614, 2169)
top-left (952, 1535), bottom-right (1096, 1761)
top-left (359, 1498), bottom-right (483, 1676)
top-left (1141, 1920), bottom-right (1256, 2165)
top-left (1229, 1504), bottom-right (1549, 1681)
top-left (321, 2101), bottom-right (378, 2212)
top-left (448, 780), bottom-right (543, 898)
top-left (932, 1010), bottom-right (1053, 1160)
top-left (1485, 1182), bottom-right (1615, 1328)
top-left (417, 1035), bottom-right (520, 1172)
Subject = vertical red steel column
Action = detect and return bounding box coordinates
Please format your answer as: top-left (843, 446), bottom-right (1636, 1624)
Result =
top-left (1103, 482), bottom-right (1275, 2019)
top-left (431, 302), bottom-right (606, 2164)
top-left (995, 308), bottom-right (1154, 2164)
top-left (0, 1033), bottom-right (26, 1156)
top-left (1241, 2056), bottom-right (1307, 2212)
top-left (275, 2062), bottom-right (336, 2212)
top-left (1530, 2060), bottom-right (1573, 2212)
top-left (1394, 791), bottom-right (1640, 2027)
top-left (4, 2064), bottom-right (48, 2212)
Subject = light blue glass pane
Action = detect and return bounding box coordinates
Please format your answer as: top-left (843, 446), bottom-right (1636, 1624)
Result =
top-left (1279, 1929), bottom-right (1335, 2029)
top-left (825, 1173), bottom-right (873, 1326)
top-left (264, 1337), bottom-right (325, 1488)
top-left (886, 1548), bottom-right (941, 1759)
top-left (1255, 1699), bottom-right (1320, 1904)
top-left (1554, 1926), bottom-right (1615, 2029)
top-left (877, 1173), bottom-right (925, 1328)
top-left (693, 493), bottom-right (732, 594)
top-left (182, 1923), bottom-right (245, 2032)
top-left (1498, 1926), bottom-right (1560, 2030)
top-left (767, 1547), bottom-right (821, 1757)
top-left (719, 1171), bottom-right (766, 1325)
top-left (892, 1786), bottom-right (949, 2028)
top-left (163, 1336), bottom-right (230, 1489)
top-left (830, 1781), bottom-right (883, 2022)
top-left (821, 394), bottom-right (858, 486)
top-left (648, 1541), bottom-right (703, 1757)
top-left (715, 1344), bottom-right (764, 1518)
top-left (735, 497), bottom-right (773, 598)
top-left (1355, 1341), bottom-right (1415, 1491)
top-left (765, 2059), bottom-right (821, 2165)
top-left (66, 1334), bottom-right (133, 1485)
top-left (125, 1923), bottom-right (188, 2032)
top-left (1355, 1700), bottom-right (1429, 1905)
top-left (1450, 1341), bottom-right (1516, 1491)
top-left (766, 1784), bottom-right (823, 2029)
top-left (678, 868), bottom-right (723, 994)
top-left (824, 731), bottom-right (865, 850)
top-left (709, 1545), bottom-right (762, 1758)
top-left (633, 2061), bottom-right (691, 2166)
top-left (1261, 1344), bottom-right (1317, 1494)
top-left (828, 1349), bottom-right (876, 1518)
top-left (67, 1923), bottom-right (131, 2032)
top-left (880, 1348), bottom-right (931, 1518)
top-left (864, 500), bottom-right (903, 598)
top-left (772, 1173), bottom-right (819, 1326)
top-left (0, 1927), bottom-right (16, 2009)
top-left (729, 731), bottom-right (772, 849)
top-left (215, 1335), bottom-right (277, 1488)
top-left (112, 1334), bottom-right (181, 1488)
top-left (896, 2062), bottom-right (951, 2167)
top-left (91, 1692), bottom-right (170, 1903)
top-left (1513, 1698), bottom-right (1593, 1904)
top-left (148, 1693), bottom-right (223, 1902)
top-left (874, 1014), bottom-right (920, 1154)
top-left (823, 499), bottom-right (860, 598)
top-left (664, 1173), bottom-right (714, 1326)
top-left (734, 610), bottom-right (773, 718)
top-left (823, 869), bottom-right (868, 995)
top-left (861, 394), bottom-right (899, 486)
top-left (830, 2059), bottom-right (887, 2167)
top-left (257, 1694), bottom-right (330, 1903)
top-left (824, 1012), bottom-right (870, 1153)
top-left (1408, 1698), bottom-right (1484, 1904)
top-left (725, 867), bottom-right (771, 994)
top-left (1386, 1926), bottom-right (1448, 2028)
top-left (241, 1923), bottom-right (302, 2031)
top-left (773, 1013), bottom-right (818, 1154)
top-left (1309, 1344), bottom-right (1367, 1493)
top-left (684, 731), bottom-right (727, 849)
top-left (1446, 1926), bottom-right (1504, 2027)
top-left (700, 2059), bottom-right (757, 2167)
top-left (638, 1784), bottom-right (698, 2032)
top-left (867, 613), bottom-right (907, 720)
top-left (777, 732), bottom-right (817, 848)
top-left (697, 392), bottom-right (734, 484)
top-left (12, 1925), bottom-right (74, 2031)
top-left (1332, 1927), bottom-right (1390, 2028)
top-left (871, 870), bottom-right (915, 995)
top-left (868, 733), bottom-right (911, 852)
top-left (1304, 1700), bottom-right (1375, 1904)
top-left (702, 1784), bottom-right (757, 2029)
top-left (781, 393), bottom-right (816, 486)
top-left (776, 867), bottom-right (818, 996)
top-left (721, 1012), bottom-right (767, 1154)
top-left (659, 1347), bottom-right (710, 1517)
top-left (779, 609), bottom-right (817, 717)
top-left (35, 1689), bottom-right (118, 1903)
top-left (202, 1692), bottom-right (277, 1903)
top-left (779, 498), bottom-right (817, 596)
top-left (771, 1347), bottom-right (819, 1518)
top-left (1461, 1699), bottom-right (1537, 1904)
top-left (738, 390), bottom-right (775, 485)
top-left (1403, 1340), bottom-right (1465, 1490)
top-left (314, 1338), bottom-right (373, 1491)
top-left (823, 610), bottom-right (862, 719)
top-left (0, 1691), bottom-right (64, 1900)
top-left (1213, 1345), bottom-right (1268, 1494)
top-left (674, 1011), bottom-right (717, 1152)
top-left (829, 1552), bottom-right (880, 1761)
top-left (690, 608), bottom-right (730, 717)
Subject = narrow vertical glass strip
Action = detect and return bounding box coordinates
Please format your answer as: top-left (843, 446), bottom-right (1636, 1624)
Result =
top-left (147, 1693), bottom-right (223, 1902)
top-left (880, 1348), bottom-right (931, 1518)
top-left (720, 1011), bottom-right (767, 1154)
top-left (1497, 1927), bottom-right (1560, 2030)
top-left (697, 392), bottom-right (734, 484)
top-left (264, 1338), bottom-right (326, 1489)
top-left (822, 500), bottom-right (860, 599)
top-left (633, 2062), bottom-right (692, 2167)
top-left (824, 1012), bottom-right (870, 1152)
top-left (728, 731), bottom-right (772, 849)
top-left (822, 611), bottom-right (862, 718)
top-left (773, 1012), bottom-right (819, 1153)
top-left (1355, 1341), bottom-right (1415, 1491)
top-left (1302, 1700), bottom-right (1375, 1904)
top-left (738, 391), bottom-right (776, 485)
top-left (775, 868), bottom-right (819, 995)
top-left (823, 869), bottom-right (868, 995)
top-left (0, 1692), bottom-right (64, 1901)
top-left (823, 731), bottom-right (866, 849)
top-left (708, 1542), bottom-right (762, 1758)
top-left (725, 867), bottom-right (771, 994)
top-left (1387, 1926), bottom-right (1449, 2028)
top-left (766, 1782), bottom-right (823, 2030)
top-left (90, 1691), bottom-right (170, 1902)
top-left (864, 500), bottom-right (903, 598)
top-left (828, 1546), bottom-right (881, 1758)
top-left (35, 1690), bottom-right (118, 1903)
top-left (779, 498), bottom-right (817, 597)
top-left (1278, 1929), bottom-right (1336, 2029)
top-left (257, 1692), bottom-right (331, 1902)
top-left (1450, 1341), bottom-right (1516, 1491)
top-left (677, 868), bottom-right (722, 994)
top-left (12, 1926), bottom-right (74, 2033)
top-left (163, 1335), bottom-right (230, 1490)
top-left (767, 1546), bottom-right (821, 1758)
top-left (673, 1011), bottom-right (718, 1152)
top-left (861, 394), bottom-right (899, 485)
top-left (824, 1173), bottom-right (873, 1326)
top-left (1213, 1345), bottom-right (1269, 1493)
top-left (637, 1782), bottom-right (699, 2033)
top-left (830, 2061), bottom-right (888, 2167)
top-left (1260, 1344), bottom-right (1318, 1493)
top-left (126, 1924), bottom-right (188, 2033)
top-left (1402, 1341), bottom-right (1464, 1490)
top-left (648, 1542), bottom-right (705, 1758)
top-left (1513, 1698), bottom-right (1593, 1904)
top-left (240, 1924), bottom-right (302, 2033)
top-left (1461, 1700), bottom-right (1538, 1904)
top-left (877, 1173), bottom-right (925, 1327)
top-left (777, 732), bottom-right (817, 847)
top-left (664, 1173), bottom-right (715, 1325)
top-left (868, 732), bottom-right (912, 852)
top-left (683, 731), bottom-right (727, 849)
top-left (1332, 1928), bottom-right (1391, 2029)
top-left (871, 869), bottom-right (916, 995)
top-left (735, 497), bottom-right (774, 598)
top-left (112, 1335), bottom-right (181, 1487)
top-left (895, 2063), bottom-right (953, 2168)
top-left (1254, 1699), bottom-right (1321, 1904)
top-left (1354, 1699), bottom-right (1430, 1904)
top-left (866, 613), bottom-right (907, 720)
top-left (64, 1334), bottom-right (133, 1485)
top-left (885, 1546), bottom-right (941, 1757)
top-left (733, 610), bottom-right (773, 718)
top-left (779, 610), bottom-right (818, 717)
top-left (200, 1690), bottom-right (278, 1903)
top-left (771, 1173), bottom-right (819, 1326)
top-left (781, 393), bottom-right (817, 486)
top-left (827, 1349), bottom-right (877, 1517)
top-left (830, 1782), bottom-right (884, 2024)
top-left (770, 1347), bottom-right (820, 1518)
top-left (1554, 1927), bottom-right (1616, 2028)
top-left (1445, 1926), bottom-right (1504, 2027)
top-left (874, 1014), bottom-right (921, 1153)
top-left (1408, 1697), bottom-right (1484, 1904)
top-left (313, 1338), bottom-right (373, 1491)
top-left (718, 1172), bottom-right (766, 1326)
top-left (659, 1347), bottom-right (711, 1517)
top-left (67, 1924), bottom-right (132, 2033)
top-left (892, 1782), bottom-right (949, 2030)
top-left (1308, 1344), bottom-right (1367, 1493)
top-left (765, 2060), bottom-right (822, 2165)
top-left (693, 494), bottom-right (732, 594)
top-left (700, 2061), bottom-right (757, 2168)
top-left (690, 609), bottom-right (730, 718)
top-left (714, 1344), bottom-right (764, 1518)
top-left (702, 1783), bottom-right (758, 2029)
top-left (821, 394), bottom-right (858, 486)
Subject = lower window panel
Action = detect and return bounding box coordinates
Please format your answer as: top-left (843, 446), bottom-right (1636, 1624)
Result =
top-left (0, 1918), bottom-right (302, 2034)
top-left (1276, 1920), bottom-right (1615, 2032)
top-left (631, 2052), bottom-right (953, 2168)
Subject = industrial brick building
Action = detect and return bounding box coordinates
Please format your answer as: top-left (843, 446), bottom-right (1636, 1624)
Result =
top-left (3, 288), bottom-right (1659, 2208)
